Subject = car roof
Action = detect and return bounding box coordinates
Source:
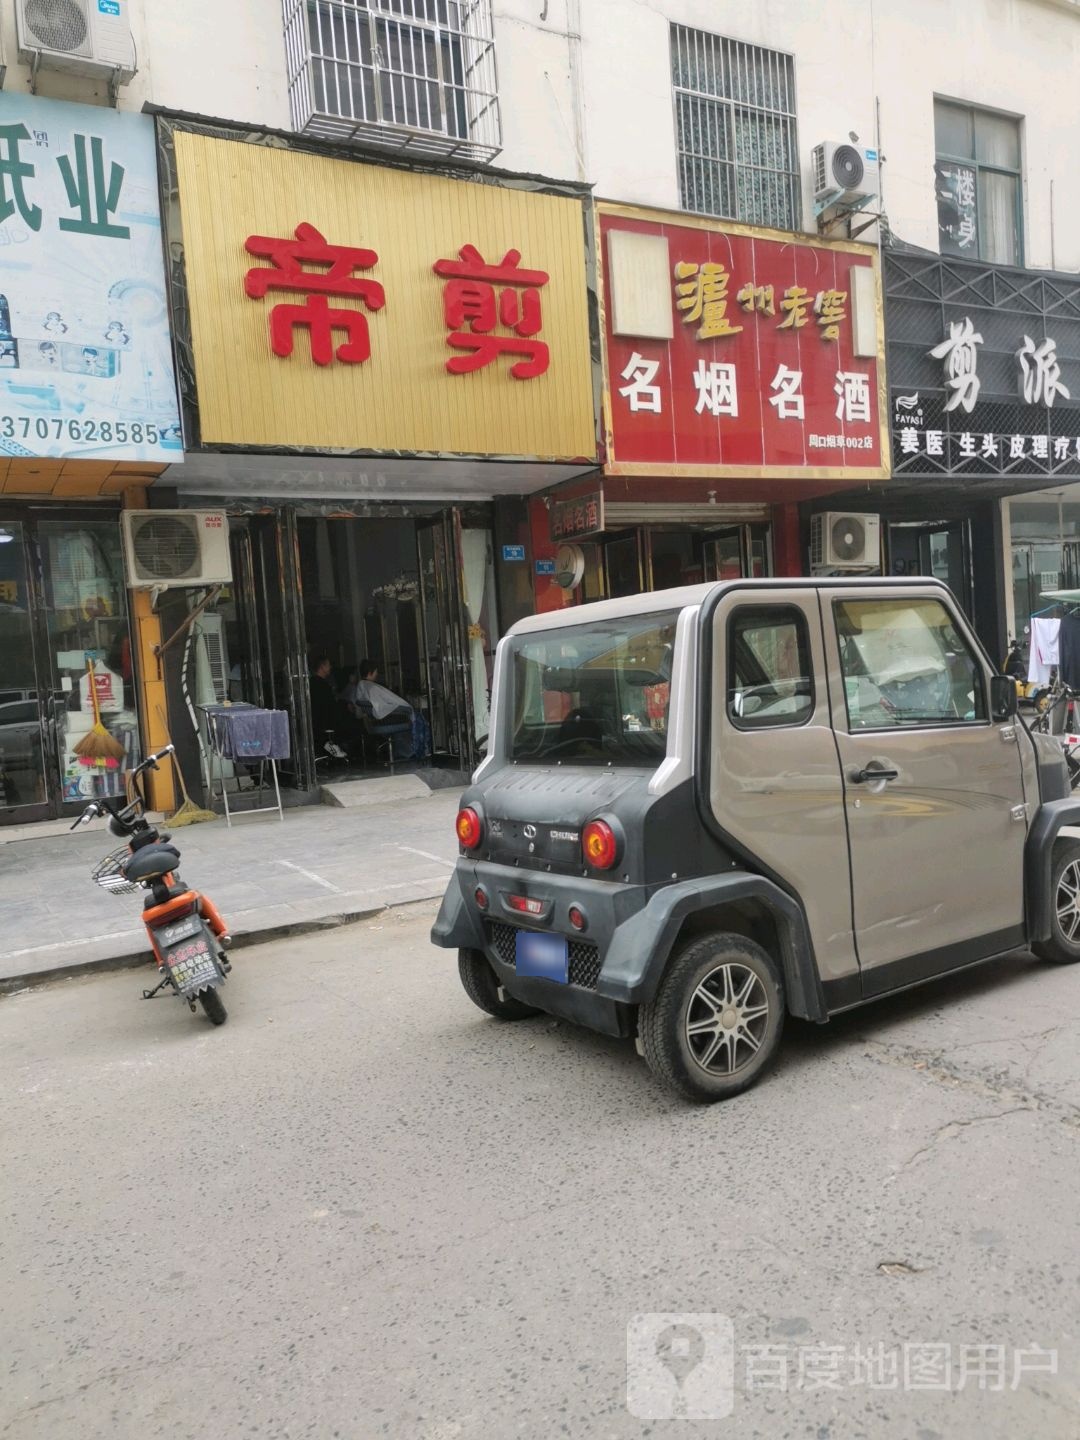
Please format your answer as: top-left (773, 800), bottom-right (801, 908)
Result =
top-left (506, 576), bottom-right (953, 637)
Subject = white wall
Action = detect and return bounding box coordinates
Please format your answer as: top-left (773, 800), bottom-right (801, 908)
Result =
top-left (495, 0), bottom-right (1080, 271)
top-left (2, 0), bottom-right (1079, 270)
top-left (0, 0), bottom-right (290, 129)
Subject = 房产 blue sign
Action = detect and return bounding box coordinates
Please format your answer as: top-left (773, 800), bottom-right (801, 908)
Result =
top-left (501, 545), bottom-right (526, 562)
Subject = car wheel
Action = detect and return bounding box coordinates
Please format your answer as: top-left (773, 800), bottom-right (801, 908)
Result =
top-left (1034, 840), bottom-right (1080, 964)
top-left (639, 932), bottom-right (785, 1102)
top-left (457, 948), bottom-right (541, 1020)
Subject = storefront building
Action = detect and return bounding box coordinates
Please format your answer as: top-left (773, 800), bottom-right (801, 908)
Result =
top-left (521, 202), bottom-right (888, 613)
top-left (805, 247), bottom-right (1080, 658)
top-left (0, 94), bottom-right (183, 826)
top-left (153, 114), bottom-right (598, 792)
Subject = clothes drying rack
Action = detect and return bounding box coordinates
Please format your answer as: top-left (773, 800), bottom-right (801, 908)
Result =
top-left (199, 703), bottom-right (288, 827)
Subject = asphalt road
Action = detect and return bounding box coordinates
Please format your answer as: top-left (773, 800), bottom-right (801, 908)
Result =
top-left (3, 903), bottom-right (1079, 1439)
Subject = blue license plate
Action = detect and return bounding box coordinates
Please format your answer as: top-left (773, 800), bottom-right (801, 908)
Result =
top-left (516, 929), bottom-right (568, 983)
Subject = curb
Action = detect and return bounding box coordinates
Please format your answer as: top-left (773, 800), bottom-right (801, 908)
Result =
top-left (0, 900), bottom-right (410, 996)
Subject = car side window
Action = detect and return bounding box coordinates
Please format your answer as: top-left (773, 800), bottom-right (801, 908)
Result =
top-left (834, 598), bottom-right (987, 730)
top-left (727, 606), bottom-right (814, 729)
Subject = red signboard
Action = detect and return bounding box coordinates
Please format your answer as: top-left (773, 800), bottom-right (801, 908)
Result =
top-left (600, 208), bottom-right (886, 479)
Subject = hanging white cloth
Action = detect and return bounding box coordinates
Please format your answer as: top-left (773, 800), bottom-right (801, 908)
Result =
top-left (461, 529), bottom-right (491, 739)
top-left (1028, 617), bottom-right (1061, 685)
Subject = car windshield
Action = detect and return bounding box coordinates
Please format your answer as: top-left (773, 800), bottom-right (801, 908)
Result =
top-left (509, 611), bottom-right (678, 766)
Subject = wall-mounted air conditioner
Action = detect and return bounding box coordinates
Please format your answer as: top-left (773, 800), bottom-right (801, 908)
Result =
top-left (810, 512), bottom-right (881, 573)
top-left (812, 141), bottom-right (880, 207)
top-left (16, 0), bottom-right (136, 85)
top-left (121, 511), bottom-right (232, 589)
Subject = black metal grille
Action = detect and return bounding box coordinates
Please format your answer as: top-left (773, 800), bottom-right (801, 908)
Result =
top-left (885, 249), bottom-right (1080, 492)
top-left (488, 921), bottom-right (517, 965)
top-left (568, 939), bottom-right (602, 989)
top-left (485, 922), bottom-right (602, 991)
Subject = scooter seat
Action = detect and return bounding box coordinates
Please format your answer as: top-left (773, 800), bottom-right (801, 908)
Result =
top-left (122, 844), bottom-right (181, 883)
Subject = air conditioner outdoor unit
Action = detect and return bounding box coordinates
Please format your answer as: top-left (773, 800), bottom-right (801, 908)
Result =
top-left (121, 511), bottom-right (232, 589)
top-left (16, 0), bottom-right (136, 85)
top-left (810, 512), bottom-right (881, 573)
top-left (811, 141), bottom-right (880, 206)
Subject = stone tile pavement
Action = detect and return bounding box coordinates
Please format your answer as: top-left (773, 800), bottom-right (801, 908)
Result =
top-left (0, 785), bottom-right (461, 991)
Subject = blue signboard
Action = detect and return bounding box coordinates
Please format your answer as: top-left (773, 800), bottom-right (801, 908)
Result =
top-left (535, 558), bottom-right (556, 575)
top-left (0, 94), bottom-right (182, 462)
top-left (501, 544), bottom-right (526, 562)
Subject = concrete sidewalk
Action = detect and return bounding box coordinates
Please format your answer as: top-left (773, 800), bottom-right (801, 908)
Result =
top-left (0, 780), bottom-right (461, 992)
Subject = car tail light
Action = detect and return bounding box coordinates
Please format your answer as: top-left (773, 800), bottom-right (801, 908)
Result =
top-left (474, 887), bottom-right (489, 911)
top-left (456, 806), bottom-right (483, 849)
top-left (507, 894), bottom-right (544, 916)
top-left (582, 819), bottom-right (618, 870)
top-left (568, 905), bottom-right (587, 932)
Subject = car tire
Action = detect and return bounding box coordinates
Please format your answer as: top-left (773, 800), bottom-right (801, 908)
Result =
top-left (458, 948), bottom-right (541, 1021)
top-left (639, 932), bottom-right (785, 1103)
top-left (1034, 840), bottom-right (1080, 964)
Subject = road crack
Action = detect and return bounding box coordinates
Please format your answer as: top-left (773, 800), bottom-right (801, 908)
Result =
top-left (898, 1105), bottom-right (1035, 1173)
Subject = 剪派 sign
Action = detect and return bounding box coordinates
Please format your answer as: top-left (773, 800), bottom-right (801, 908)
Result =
top-left (599, 204), bottom-right (886, 480)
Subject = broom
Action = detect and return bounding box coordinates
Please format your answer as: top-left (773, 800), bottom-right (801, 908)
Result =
top-left (156, 705), bottom-right (217, 827)
top-left (73, 658), bottom-right (125, 768)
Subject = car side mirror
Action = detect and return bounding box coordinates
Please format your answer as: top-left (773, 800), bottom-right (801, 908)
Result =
top-left (990, 673), bottom-right (1018, 722)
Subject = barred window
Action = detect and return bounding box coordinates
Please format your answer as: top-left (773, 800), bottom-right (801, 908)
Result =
top-left (671, 25), bottom-right (800, 232)
top-left (284, 0), bottom-right (501, 162)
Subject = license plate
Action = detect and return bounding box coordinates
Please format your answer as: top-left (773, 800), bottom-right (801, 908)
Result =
top-left (515, 930), bottom-right (568, 983)
top-left (162, 931), bottom-right (220, 996)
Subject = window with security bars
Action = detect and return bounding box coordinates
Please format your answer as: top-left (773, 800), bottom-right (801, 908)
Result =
top-left (283, 0), bottom-right (501, 161)
top-left (671, 26), bottom-right (800, 231)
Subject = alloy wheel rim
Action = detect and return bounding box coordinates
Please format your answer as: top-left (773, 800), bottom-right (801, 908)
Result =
top-left (685, 962), bottom-right (770, 1077)
top-left (1056, 860), bottom-right (1080, 944)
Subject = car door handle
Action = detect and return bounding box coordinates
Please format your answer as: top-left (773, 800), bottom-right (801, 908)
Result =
top-left (850, 765), bottom-right (899, 784)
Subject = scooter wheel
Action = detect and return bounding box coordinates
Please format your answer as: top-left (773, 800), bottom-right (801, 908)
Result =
top-left (199, 987), bottom-right (228, 1025)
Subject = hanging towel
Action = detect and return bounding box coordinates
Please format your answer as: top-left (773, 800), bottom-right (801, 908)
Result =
top-left (1028, 617), bottom-right (1061, 685)
top-left (1059, 614), bottom-right (1080, 690)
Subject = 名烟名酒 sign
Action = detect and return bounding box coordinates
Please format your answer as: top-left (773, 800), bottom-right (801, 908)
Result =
top-left (599, 204), bottom-right (886, 479)
top-left (173, 131), bottom-right (596, 460)
top-left (0, 95), bottom-right (181, 463)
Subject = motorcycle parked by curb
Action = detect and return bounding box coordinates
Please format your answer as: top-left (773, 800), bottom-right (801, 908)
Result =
top-left (72, 744), bottom-right (233, 1025)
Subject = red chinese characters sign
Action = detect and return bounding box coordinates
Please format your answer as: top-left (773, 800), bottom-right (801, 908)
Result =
top-left (600, 209), bottom-right (886, 479)
top-left (243, 225), bottom-right (550, 380)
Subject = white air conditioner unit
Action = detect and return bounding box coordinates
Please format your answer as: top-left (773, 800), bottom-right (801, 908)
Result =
top-left (16, 0), bottom-right (136, 85)
top-left (121, 511), bottom-right (232, 589)
top-left (811, 141), bottom-right (880, 206)
top-left (810, 512), bottom-right (881, 573)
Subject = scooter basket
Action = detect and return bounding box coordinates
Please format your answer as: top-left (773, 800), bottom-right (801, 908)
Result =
top-left (92, 846), bottom-right (138, 895)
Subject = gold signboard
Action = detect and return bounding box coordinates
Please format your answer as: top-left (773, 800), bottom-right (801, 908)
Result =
top-left (174, 132), bottom-right (597, 460)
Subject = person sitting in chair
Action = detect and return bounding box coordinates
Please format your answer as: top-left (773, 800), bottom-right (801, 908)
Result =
top-left (352, 659), bottom-right (414, 761)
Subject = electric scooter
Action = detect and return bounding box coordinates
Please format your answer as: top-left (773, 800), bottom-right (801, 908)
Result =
top-left (72, 744), bottom-right (233, 1025)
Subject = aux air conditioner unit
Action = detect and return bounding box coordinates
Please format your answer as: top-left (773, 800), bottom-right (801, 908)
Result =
top-left (16, 0), bottom-right (136, 85)
top-left (121, 511), bottom-right (232, 589)
top-left (811, 141), bottom-right (880, 206)
top-left (810, 512), bottom-right (881, 573)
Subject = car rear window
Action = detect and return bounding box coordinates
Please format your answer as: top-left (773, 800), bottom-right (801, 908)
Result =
top-left (509, 612), bottom-right (678, 766)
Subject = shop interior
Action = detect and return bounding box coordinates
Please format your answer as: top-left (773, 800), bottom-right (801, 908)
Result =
top-left (0, 513), bottom-right (140, 824)
top-left (180, 510), bottom-right (497, 800)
